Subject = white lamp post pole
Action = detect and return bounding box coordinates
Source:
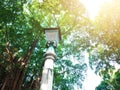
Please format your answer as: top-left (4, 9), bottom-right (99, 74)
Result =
top-left (40, 42), bottom-right (56, 90)
top-left (40, 28), bottom-right (61, 90)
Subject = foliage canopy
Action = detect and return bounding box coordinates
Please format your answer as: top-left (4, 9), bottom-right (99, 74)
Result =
top-left (0, 0), bottom-right (120, 90)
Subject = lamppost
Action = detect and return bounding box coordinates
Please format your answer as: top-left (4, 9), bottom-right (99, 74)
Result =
top-left (40, 28), bottom-right (61, 90)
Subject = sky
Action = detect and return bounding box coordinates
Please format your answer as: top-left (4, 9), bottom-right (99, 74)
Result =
top-left (83, 69), bottom-right (102, 90)
top-left (81, 0), bottom-right (112, 20)
top-left (82, 52), bottom-right (101, 90)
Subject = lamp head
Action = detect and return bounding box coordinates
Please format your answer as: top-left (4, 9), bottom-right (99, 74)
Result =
top-left (44, 28), bottom-right (61, 46)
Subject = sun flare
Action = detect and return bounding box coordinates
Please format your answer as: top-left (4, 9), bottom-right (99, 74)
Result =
top-left (81, 0), bottom-right (112, 20)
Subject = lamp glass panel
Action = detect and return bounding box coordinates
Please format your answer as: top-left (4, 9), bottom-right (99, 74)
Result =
top-left (45, 30), bottom-right (59, 43)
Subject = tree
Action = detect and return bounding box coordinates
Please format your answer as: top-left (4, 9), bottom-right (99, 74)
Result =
top-left (96, 69), bottom-right (120, 90)
top-left (87, 0), bottom-right (120, 89)
top-left (0, 0), bottom-right (89, 90)
top-left (88, 0), bottom-right (120, 74)
top-left (0, 0), bottom-right (39, 90)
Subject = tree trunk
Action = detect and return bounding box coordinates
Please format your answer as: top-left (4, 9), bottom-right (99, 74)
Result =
top-left (0, 39), bottom-right (38, 90)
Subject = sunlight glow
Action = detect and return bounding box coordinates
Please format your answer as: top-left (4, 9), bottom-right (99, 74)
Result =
top-left (81, 0), bottom-right (112, 20)
top-left (38, 0), bottom-right (43, 3)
